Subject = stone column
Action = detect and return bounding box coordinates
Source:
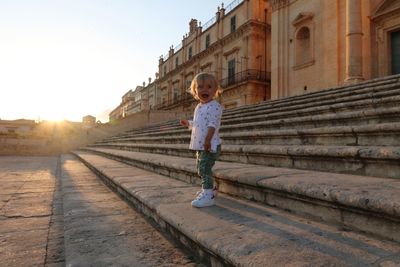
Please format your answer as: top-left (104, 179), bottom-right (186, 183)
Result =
top-left (345, 0), bottom-right (364, 83)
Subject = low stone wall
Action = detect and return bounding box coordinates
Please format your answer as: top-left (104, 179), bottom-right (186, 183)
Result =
top-left (0, 110), bottom-right (191, 156)
top-left (0, 137), bottom-right (51, 155)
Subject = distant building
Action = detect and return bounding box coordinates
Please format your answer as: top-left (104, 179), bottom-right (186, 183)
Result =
top-left (82, 115), bottom-right (96, 125)
top-left (0, 119), bottom-right (36, 134)
top-left (126, 85), bottom-right (145, 115)
top-left (109, 86), bottom-right (144, 121)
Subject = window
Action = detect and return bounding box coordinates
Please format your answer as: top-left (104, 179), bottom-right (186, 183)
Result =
top-left (175, 57), bottom-right (179, 68)
top-left (228, 59), bottom-right (236, 85)
top-left (292, 12), bottom-right (315, 70)
top-left (186, 79), bottom-right (192, 89)
top-left (161, 88), bottom-right (167, 104)
top-left (188, 47), bottom-right (193, 60)
top-left (230, 16), bottom-right (236, 33)
top-left (163, 66), bottom-right (167, 76)
top-left (149, 95), bottom-right (154, 109)
top-left (173, 87), bottom-right (179, 101)
top-left (296, 27), bottom-right (311, 66)
top-left (391, 30), bottom-right (400, 74)
top-left (205, 34), bottom-right (210, 49)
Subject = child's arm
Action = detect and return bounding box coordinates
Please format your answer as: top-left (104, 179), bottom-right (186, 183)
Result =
top-left (204, 127), bottom-right (215, 152)
top-left (180, 119), bottom-right (193, 130)
top-left (180, 119), bottom-right (189, 127)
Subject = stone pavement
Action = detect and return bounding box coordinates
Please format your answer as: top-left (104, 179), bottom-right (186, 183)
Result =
top-left (0, 156), bottom-right (203, 267)
top-left (0, 156), bottom-right (64, 267)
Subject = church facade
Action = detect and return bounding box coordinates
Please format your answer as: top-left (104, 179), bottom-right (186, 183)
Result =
top-left (271, 0), bottom-right (400, 99)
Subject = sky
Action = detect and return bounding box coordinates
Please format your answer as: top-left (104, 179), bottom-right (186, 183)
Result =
top-left (0, 0), bottom-right (222, 123)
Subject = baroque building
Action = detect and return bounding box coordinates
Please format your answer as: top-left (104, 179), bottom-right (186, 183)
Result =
top-left (155, 0), bottom-right (271, 111)
top-left (109, 85), bottom-right (144, 121)
top-left (109, 0), bottom-right (400, 120)
top-left (271, 0), bottom-right (400, 98)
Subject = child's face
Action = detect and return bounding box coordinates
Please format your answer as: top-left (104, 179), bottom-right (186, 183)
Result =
top-left (195, 78), bottom-right (217, 104)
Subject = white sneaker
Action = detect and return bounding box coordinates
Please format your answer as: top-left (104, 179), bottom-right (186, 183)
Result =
top-left (191, 189), bottom-right (215, 208)
top-left (195, 187), bottom-right (218, 198)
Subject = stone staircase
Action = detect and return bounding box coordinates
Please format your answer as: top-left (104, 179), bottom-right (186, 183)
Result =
top-left (72, 74), bottom-right (400, 266)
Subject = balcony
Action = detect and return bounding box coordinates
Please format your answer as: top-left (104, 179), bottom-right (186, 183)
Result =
top-left (152, 92), bottom-right (194, 110)
top-left (219, 69), bottom-right (270, 88)
top-left (153, 69), bottom-right (270, 110)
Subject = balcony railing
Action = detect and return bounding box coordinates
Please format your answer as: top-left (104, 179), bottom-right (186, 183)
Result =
top-left (152, 92), bottom-right (194, 110)
top-left (202, 15), bottom-right (217, 31)
top-left (219, 69), bottom-right (270, 88)
top-left (152, 70), bottom-right (270, 110)
top-left (225, 0), bottom-right (244, 14)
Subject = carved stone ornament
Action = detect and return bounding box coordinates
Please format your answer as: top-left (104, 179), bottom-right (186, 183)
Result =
top-left (292, 12), bottom-right (314, 26)
top-left (371, 0), bottom-right (400, 20)
top-left (271, 0), bottom-right (289, 12)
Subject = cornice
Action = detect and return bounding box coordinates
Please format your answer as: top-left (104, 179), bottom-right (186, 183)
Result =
top-left (223, 46), bottom-right (240, 57)
top-left (292, 12), bottom-right (314, 26)
top-left (371, 0), bottom-right (400, 20)
top-left (220, 19), bottom-right (268, 46)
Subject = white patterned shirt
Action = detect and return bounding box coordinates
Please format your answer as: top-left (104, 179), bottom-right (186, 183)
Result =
top-left (188, 100), bottom-right (223, 152)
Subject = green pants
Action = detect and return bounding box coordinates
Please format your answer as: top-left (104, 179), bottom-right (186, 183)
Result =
top-left (196, 145), bottom-right (221, 189)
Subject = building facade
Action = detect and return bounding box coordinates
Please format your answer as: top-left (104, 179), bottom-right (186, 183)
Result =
top-left (109, 85), bottom-right (146, 121)
top-left (109, 0), bottom-right (400, 120)
top-left (156, 0), bottom-right (271, 111)
top-left (82, 115), bottom-right (96, 125)
top-left (271, 0), bottom-right (400, 99)
top-left (0, 119), bottom-right (36, 134)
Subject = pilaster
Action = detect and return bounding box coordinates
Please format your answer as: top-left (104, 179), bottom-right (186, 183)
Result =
top-left (345, 0), bottom-right (364, 83)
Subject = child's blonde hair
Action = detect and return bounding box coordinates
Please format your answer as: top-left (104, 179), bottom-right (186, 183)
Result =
top-left (189, 72), bottom-right (223, 101)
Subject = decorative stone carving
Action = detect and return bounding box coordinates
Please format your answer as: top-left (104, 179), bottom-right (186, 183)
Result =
top-left (271, 0), bottom-right (289, 12)
top-left (371, 0), bottom-right (400, 19)
top-left (292, 12), bottom-right (314, 26)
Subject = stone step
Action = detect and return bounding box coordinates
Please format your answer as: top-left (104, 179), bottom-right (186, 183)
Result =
top-left (221, 122), bottom-right (400, 146)
top-left (97, 106), bottom-right (400, 146)
top-left (222, 94), bottom-right (400, 127)
top-left (223, 75), bottom-right (400, 118)
top-left (95, 122), bottom-right (400, 147)
top-left (103, 121), bottom-right (182, 142)
top-left (59, 154), bottom-right (198, 266)
top-left (72, 150), bottom-right (400, 267)
top-left (101, 76), bottom-right (400, 143)
top-left (124, 120), bottom-right (180, 136)
top-left (88, 142), bottom-right (400, 179)
top-left (73, 147), bottom-right (400, 243)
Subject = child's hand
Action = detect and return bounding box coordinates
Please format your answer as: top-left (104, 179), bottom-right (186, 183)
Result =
top-left (204, 127), bottom-right (215, 152)
top-left (204, 140), bottom-right (211, 152)
top-left (180, 119), bottom-right (189, 127)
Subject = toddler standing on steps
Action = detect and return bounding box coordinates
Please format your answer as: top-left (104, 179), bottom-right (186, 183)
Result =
top-left (180, 72), bottom-right (223, 208)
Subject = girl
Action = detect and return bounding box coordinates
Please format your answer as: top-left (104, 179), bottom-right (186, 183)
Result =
top-left (180, 72), bottom-right (223, 208)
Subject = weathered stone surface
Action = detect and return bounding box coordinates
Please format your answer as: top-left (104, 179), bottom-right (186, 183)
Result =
top-left (60, 154), bottom-right (199, 267)
top-left (80, 148), bottom-right (400, 220)
top-left (75, 151), bottom-right (400, 267)
top-left (0, 156), bottom-right (65, 266)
